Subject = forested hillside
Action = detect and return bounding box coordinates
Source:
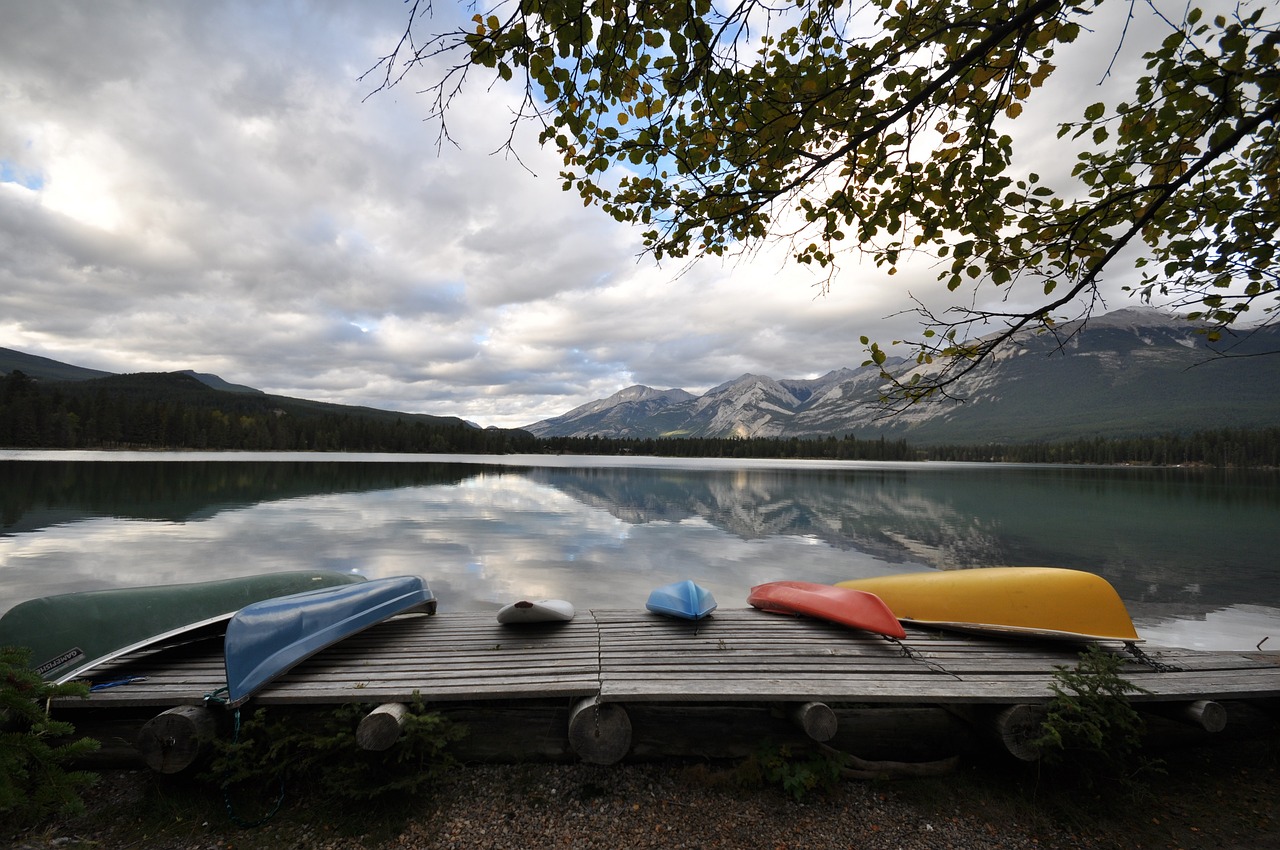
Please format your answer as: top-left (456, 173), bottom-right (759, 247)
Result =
top-left (0, 370), bottom-right (536, 453)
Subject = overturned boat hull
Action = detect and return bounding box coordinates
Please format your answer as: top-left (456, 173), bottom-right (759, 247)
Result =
top-left (0, 570), bottom-right (367, 683)
top-left (837, 567), bottom-right (1140, 642)
top-left (646, 580), bottom-right (717, 621)
top-left (748, 580), bottom-right (906, 639)
top-left (497, 598), bottom-right (576, 624)
top-left (223, 574), bottom-right (436, 706)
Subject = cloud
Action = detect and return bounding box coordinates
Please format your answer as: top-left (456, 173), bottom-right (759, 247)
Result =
top-left (0, 1), bottom-right (1180, 428)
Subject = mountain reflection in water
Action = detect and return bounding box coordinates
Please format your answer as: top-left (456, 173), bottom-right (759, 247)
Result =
top-left (1, 454), bottom-right (1276, 649)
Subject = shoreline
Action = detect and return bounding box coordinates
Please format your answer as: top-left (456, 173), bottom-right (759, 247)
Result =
top-left (12, 730), bottom-right (1280, 850)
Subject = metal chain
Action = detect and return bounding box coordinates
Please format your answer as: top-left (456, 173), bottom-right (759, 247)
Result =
top-left (1124, 641), bottom-right (1184, 673)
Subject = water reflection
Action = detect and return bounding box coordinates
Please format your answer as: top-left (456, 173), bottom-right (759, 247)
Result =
top-left (1136, 605), bottom-right (1280, 652)
top-left (1, 457), bottom-right (1277, 650)
top-left (525, 462), bottom-right (1280, 629)
top-left (0, 459), bottom-right (476, 530)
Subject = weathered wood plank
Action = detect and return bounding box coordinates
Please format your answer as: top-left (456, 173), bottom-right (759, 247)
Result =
top-left (622, 679), bottom-right (1036, 700)
top-left (50, 609), bottom-right (1280, 711)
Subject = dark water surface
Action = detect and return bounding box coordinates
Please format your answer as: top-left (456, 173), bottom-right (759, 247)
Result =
top-left (2, 451), bottom-right (1277, 649)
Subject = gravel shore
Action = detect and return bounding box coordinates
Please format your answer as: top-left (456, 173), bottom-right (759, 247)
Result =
top-left (13, 762), bottom-right (1090, 850)
top-left (12, 736), bottom-right (1280, 850)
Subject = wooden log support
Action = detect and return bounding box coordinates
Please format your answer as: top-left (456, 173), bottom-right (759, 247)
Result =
top-left (1142, 699), bottom-right (1228, 733)
top-left (987, 704), bottom-right (1048, 762)
top-left (568, 697), bottom-right (631, 765)
top-left (832, 706), bottom-right (976, 762)
top-left (136, 705), bottom-right (217, 774)
top-left (357, 702), bottom-right (410, 751)
top-left (1177, 699), bottom-right (1228, 733)
top-left (788, 701), bottom-right (838, 742)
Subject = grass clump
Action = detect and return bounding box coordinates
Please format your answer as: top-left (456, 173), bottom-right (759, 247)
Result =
top-left (679, 740), bottom-right (844, 803)
top-left (733, 742), bottom-right (844, 801)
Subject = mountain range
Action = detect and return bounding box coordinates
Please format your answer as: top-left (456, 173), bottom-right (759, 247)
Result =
top-left (6, 307), bottom-right (1277, 446)
top-left (524, 308), bottom-right (1280, 443)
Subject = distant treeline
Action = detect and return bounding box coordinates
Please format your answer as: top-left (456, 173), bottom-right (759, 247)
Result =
top-left (0, 370), bottom-right (537, 454)
top-left (2, 369), bottom-right (1277, 466)
top-left (922, 428), bottom-right (1280, 467)
top-left (537, 434), bottom-right (915, 460)
top-left (540, 429), bottom-right (1280, 467)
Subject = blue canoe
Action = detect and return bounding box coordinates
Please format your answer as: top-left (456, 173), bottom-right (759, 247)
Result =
top-left (0, 570), bottom-right (367, 683)
top-left (223, 575), bottom-right (436, 706)
top-left (646, 580), bottom-right (717, 621)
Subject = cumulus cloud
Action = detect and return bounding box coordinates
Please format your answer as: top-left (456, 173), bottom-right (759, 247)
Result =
top-left (0, 0), bottom-right (1177, 427)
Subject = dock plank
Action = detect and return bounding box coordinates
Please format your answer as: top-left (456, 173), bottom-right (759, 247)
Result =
top-left (54, 608), bottom-right (1280, 710)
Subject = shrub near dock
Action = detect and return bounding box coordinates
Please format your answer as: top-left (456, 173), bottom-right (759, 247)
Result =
top-left (206, 698), bottom-right (467, 813)
top-left (0, 646), bottom-right (100, 830)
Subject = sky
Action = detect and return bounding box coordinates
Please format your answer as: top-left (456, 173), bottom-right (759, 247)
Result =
top-left (0, 1), bottom-right (1179, 429)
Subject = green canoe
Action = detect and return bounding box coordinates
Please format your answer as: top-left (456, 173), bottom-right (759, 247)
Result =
top-left (0, 570), bottom-right (367, 682)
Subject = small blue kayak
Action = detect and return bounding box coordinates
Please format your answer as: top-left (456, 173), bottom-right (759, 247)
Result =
top-left (646, 580), bottom-right (717, 621)
top-left (223, 575), bottom-right (435, 706)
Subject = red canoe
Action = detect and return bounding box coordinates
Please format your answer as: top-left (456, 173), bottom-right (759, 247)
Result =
top-left (748, 581), bottom-right (906, 639)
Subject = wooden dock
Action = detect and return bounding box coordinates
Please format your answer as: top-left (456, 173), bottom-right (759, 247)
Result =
top-left (56, 609), bottom-right (1280, 768)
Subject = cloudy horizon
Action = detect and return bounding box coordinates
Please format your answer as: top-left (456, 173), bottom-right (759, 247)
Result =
top-left (2, 1), bottom-right (1180, 429)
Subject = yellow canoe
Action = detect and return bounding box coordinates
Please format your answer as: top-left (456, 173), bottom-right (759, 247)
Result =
top-left (836, 567), bottom-right (1140, 642)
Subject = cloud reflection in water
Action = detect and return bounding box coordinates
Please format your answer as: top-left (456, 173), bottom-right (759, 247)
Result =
top-left (2, 458), bottom-right (1277, 650)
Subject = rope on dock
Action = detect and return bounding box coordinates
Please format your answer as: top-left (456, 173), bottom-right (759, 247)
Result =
top-left (202, 687), bottom-right (288, 827)
top-left (885, 637), bottom-right (963, 680)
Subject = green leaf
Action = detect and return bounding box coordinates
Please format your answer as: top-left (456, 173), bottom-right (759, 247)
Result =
top-left (376, 0), bottom-right (1280, 390)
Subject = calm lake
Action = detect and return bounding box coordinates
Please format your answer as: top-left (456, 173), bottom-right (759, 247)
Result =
top-left (2, 451), bottom-right (1278, 651)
